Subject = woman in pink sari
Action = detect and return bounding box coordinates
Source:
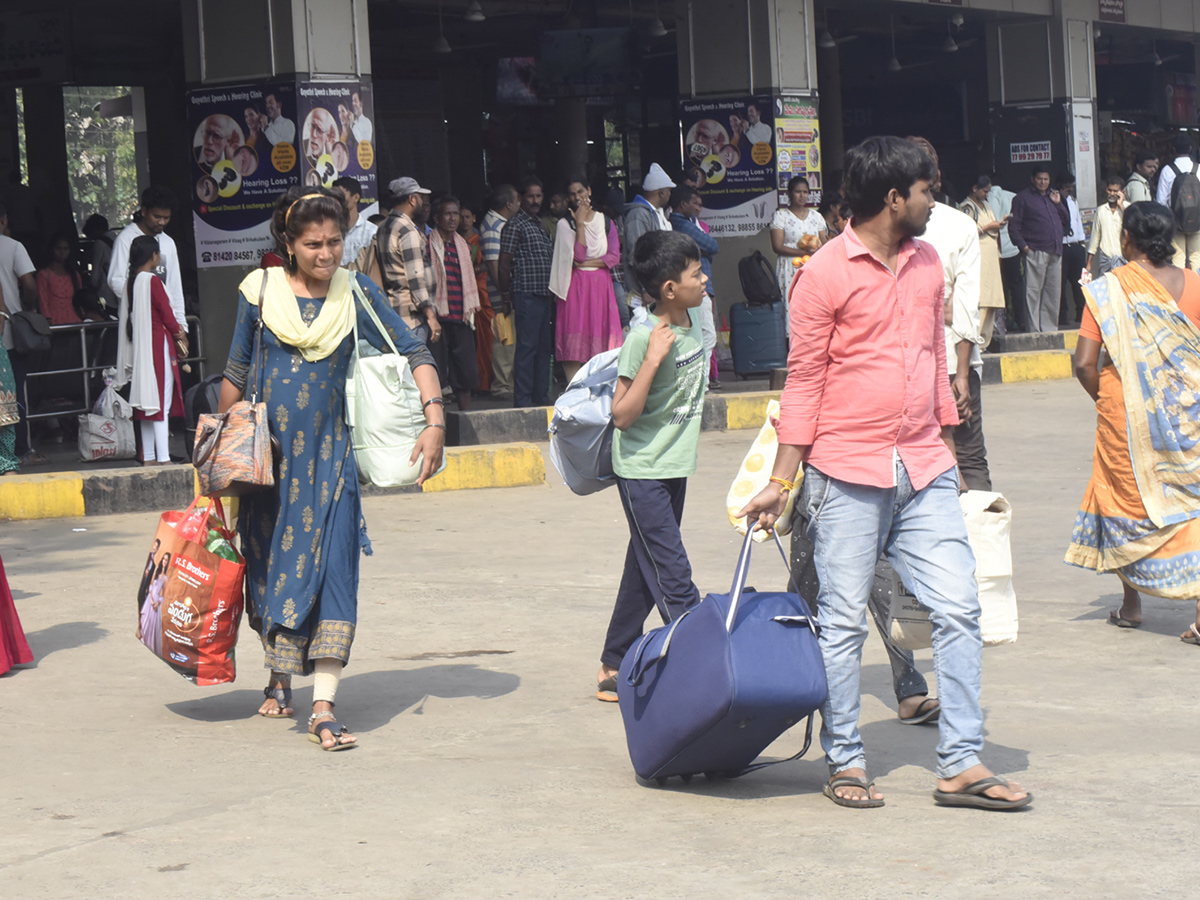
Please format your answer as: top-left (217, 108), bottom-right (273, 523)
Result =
top-left (549, 178), bottom-right (623, 382)
top-left (0, 552), bottom-right (33, 676)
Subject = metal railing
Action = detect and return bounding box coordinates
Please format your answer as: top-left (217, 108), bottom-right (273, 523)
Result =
top-left (20, 315), bottom-right (207, 451)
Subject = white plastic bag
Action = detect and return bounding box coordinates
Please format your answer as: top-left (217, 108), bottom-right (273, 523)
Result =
top-left (885, 490), bottom-right (1019, 649)
top-left (79, 380), bottom-right (137, 461)
top-left (726, 399), bottom-right (798, 542)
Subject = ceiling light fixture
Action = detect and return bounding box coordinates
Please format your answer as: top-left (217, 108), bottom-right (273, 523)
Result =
top-left (435, 0), bottom-right (451, 52)
top-left (464, 1), bottom-right (485, 23)
top-left (888, 16), bottom-right (901, 72)
top-left (942, 22), bottom-right (958, 53)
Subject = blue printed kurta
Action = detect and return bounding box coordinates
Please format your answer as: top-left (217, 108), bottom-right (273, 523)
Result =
top-left (224, 272), bottom-right (435, 674)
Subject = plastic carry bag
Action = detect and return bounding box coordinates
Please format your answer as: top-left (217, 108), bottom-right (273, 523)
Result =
top-left (726, 400), bottom-right (798, 542)
top-left (78, 375), bottom-right (137, 461)
top-left (548, 348), bottom-right (621, 495)
top-left (885, 490), bottom-right (1019, 650)
top-left (136, 497), bottom-right (245, 685)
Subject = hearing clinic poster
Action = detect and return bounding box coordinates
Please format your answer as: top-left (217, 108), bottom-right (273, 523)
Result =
top-left (187, 80), bottom-right (378, 268)
top-left (679, 95), bottom-right (777, 238)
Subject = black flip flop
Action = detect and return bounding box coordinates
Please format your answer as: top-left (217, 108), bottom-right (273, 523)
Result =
top-left (1108, 610), bottom-right (1141, 629)
top-left (898, 696), bottom-right (940, 726)
top-left (933, 776), bottom-right (1031, 810)
top-left (823, 775), bottom-right (884, 809)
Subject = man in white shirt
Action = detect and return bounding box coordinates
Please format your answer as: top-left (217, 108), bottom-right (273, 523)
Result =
top-left (107, 186), bottom-right (187, 337)
top-left (1059, 174), bottom-right (1087, 326)
top-left (350, 91), bottom-right (372, 144)
top-left (988, 182), bottom-right (1026, 332)
top-left (1155, 133), bottom-right (1200, 269)
top-left (911, 137), bottom-right (989, 491)
top-left (262, 92), bottom-right (296, 146)
top-left (743, 101), bottom-right (773, 145)
top-left (332, 176), bottom-right (378, 272)
top-left (0, 203), bottom-right (39, 459)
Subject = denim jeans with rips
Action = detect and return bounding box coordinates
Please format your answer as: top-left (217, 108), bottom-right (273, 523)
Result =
top-left (802, 459), bottom-right (984, 780)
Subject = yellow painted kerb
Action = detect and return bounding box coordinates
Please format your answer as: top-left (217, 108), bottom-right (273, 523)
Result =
top-left (0, 472), bottom-right (86, 520)
top-left (1062, 330), bottom-right (1079, 352)
top-left (725, 392), bottom-right (780, 430)
top-left (999, 351), bottom-right (1073, 383)
top-left (422, 443), bottom-right (546, 492)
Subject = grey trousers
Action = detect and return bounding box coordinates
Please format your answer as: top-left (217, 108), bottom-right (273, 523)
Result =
top-left (1024, 249), bottom-right (1062, 333)
top-left (790, 529), bottom-right (929, 704)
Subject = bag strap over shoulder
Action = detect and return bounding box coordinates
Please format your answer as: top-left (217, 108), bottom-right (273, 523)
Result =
top-left (349, 275), bottom-right (400, 357)
top-left (246, 271), bottom-right (268, 404)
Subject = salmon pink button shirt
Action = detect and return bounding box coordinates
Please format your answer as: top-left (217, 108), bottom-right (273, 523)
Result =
top-left (777, 223), bottom-right (960, 492)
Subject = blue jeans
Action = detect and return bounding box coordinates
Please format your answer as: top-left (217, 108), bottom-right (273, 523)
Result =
top-left (513, 291), bottom-right (553, 407)
top-left (802, 460), bottom-right (983, 780)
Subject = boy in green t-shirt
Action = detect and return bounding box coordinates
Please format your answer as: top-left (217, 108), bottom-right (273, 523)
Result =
top-left (596, 230), bottom-right (708, 701)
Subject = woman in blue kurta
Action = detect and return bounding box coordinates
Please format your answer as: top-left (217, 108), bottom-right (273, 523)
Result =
top-left (220, 187), bottom-right (445, 749)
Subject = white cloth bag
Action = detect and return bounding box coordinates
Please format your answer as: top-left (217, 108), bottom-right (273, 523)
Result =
top-left (344, 281), bottom-right (445, 487)
top-left (885, 490), bottom-right (1019, 649)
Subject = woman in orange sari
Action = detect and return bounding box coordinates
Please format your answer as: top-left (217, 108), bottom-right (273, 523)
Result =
top-left (1066, 202), bottom-right (1200, 646)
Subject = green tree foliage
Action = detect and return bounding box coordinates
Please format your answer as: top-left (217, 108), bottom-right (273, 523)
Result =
top-left (62, 87), bottom-right (138, 229)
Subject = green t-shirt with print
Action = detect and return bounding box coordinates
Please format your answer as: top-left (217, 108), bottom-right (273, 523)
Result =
top-left (612, 309), bottom-right (707, 479)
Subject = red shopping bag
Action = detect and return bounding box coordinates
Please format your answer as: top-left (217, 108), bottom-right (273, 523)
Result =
top-left (136, 496), bottom-right (245, 685)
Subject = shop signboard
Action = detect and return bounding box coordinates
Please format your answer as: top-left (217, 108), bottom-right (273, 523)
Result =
top-left (1098, 0), bottom-right (1125, 24)
top-left (188, 82), bottom-right (300, 268)
top-left (680, 95), bottom-right (777, 238)
top-left (295, 80), bottom-right (378, 214)
top-left (1010, 141), bottom-right (1052, 164)
top-left (774, 96), bottom-right (823, 208)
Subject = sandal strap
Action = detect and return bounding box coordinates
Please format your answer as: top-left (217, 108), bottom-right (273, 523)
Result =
top-left (313, 720), bottom-right (347, 738)
top-left (263, 685), bottom-right (293, 705)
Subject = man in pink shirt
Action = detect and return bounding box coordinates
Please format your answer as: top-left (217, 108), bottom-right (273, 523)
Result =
top-left (738, 136), bottom-right (1030, 812)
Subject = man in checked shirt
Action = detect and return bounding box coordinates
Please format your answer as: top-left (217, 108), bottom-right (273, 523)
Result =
top-left (375, 176), bottom-right (441, 344)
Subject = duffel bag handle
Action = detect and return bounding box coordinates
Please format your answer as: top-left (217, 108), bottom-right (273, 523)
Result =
top-left (624, 610), bottom-right (692, 687)
top-left (724, 528), bottom-right (804, 633)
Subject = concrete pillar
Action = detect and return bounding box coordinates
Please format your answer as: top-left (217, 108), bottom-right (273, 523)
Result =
top-left (676, 0), bottom-right (817, 325)
top-left (554, 98), bottom-right (589, 185)
top-left (20, 85), bottom-right (75, 254)
top-left (182, 0), bottom-right (372, 373)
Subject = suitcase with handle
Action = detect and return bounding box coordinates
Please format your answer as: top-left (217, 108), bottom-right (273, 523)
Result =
top-left (729, 301), bottom-right (788, 377)
top-left (617, 530), bottom-right (827, 784)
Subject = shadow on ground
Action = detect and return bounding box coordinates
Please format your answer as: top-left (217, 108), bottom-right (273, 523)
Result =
top-left (22, 621), bottom-right (109, 666)
top-left (165, 663), bottom-right (521, 731)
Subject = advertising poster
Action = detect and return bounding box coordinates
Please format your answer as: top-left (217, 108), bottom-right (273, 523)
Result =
top-left (774, 97), bottom-right (823, 208)
top-left (296, 81), bottom-right (379, 217)
top-left (680, 96), bottom-right (776, 238)
top-left (188, 81), bottom-right (300, 268)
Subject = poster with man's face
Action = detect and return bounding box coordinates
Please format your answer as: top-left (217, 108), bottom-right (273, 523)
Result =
top-left (680, 96), bottom-right (776, 238)
top-left (296, 81), bottom-right (379, 217)
top-left (188, 81), bottom-right (299, 267)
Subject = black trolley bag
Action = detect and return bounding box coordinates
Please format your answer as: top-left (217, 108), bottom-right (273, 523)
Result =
top-left (617, 528), bottom-right (828, 784)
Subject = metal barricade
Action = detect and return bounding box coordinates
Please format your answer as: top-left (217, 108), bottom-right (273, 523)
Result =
top-left (20, 315), bottom-right (206, 450)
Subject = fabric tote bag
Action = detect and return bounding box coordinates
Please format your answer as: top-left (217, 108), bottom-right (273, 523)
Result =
top-left (345, 280), bottom-right (445, 487)
top-left (137, 497), bottom-right (245, 686)
top-left (193, 273), bottom-right (279, 496)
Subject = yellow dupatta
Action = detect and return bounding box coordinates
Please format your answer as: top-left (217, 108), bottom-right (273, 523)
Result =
top-left (1083, 262), bottom-right (1200, 528)
top-left (237, 267), bottom-right (355, 363)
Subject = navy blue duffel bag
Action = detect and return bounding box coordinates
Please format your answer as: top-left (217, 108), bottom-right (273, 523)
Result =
top-left (617, 529), bottom-right (828, 784)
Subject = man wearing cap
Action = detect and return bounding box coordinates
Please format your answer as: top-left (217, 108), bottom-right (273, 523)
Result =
top-left (498, 175), bottom-right (555, 407)
top-left (376, 176), bottom-right (440, 343)
top-left (622, 163), bottom-right (675, 322)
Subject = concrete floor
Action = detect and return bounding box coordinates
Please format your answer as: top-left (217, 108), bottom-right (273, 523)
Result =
top-left (2, 378), bottom-right (1197, 899)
